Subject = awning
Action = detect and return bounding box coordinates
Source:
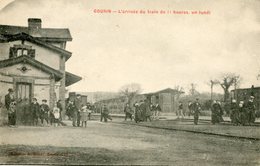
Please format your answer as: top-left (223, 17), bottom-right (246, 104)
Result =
top-left (65, 71), bottom-right (82, 87)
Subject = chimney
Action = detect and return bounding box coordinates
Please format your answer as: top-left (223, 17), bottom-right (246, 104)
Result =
top-left (28, 18), bottom-right (42, 37)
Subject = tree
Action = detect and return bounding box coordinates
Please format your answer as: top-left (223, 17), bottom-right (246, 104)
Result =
top-left (217, 73), bottom-right (240, 102)
top-left (119, 83), bottom-right (142, 104)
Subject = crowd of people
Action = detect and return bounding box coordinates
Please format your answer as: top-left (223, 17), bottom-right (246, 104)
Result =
top-left (120, 99), bottom-right (162, 123)
top-left (179, 96), bottom-right (257, 126)
top-left (2, 88), bottom-right (258, 127)
top-left (229, 96), bottom-right (256, 126)
top-left (4, 88), bottom-right (63, 127)
top-left (4, 89), bottom-right (93, 128)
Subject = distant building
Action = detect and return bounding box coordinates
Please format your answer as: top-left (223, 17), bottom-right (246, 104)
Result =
top-left (231, 85), bottom-right (260, 110)
top-left (0, 18), bottom-right (81, 122)
top-left (95, 88), bottom-right (184, 113)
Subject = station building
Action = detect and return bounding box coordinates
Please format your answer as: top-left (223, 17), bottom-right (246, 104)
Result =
top-left (0, 18), bottom-right (81, 123)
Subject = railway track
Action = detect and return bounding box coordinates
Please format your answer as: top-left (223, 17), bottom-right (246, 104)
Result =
top-left (112, 120), bottom-right (260, 142)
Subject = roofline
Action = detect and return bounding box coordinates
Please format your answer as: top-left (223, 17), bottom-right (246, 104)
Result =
top-left (0, 55), bottom-right (63, 81)
top-left (65, 71), bottom-right (82, 87)
top-left (231, 86), bottom-right (260, 92)
top-left (3, 33), bottom-right (72, 61)
top-left (0, 24), bottom-right (72, 41)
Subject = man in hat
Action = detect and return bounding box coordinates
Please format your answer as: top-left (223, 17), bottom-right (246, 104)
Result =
top-left (40, 99), bottom-right (50, 126)
top-left (5, 88), bottom-right (15, 126)
top-left (193, 98), bottom-right (201, 125)
top-left (246, 96), bottom-right (256, 125)
top-left (74, 94), bottom-right (82, 127)
top-left (31, 98), bottom-right (40, 126)
top-left (5, 88), bottom-right (14, 111)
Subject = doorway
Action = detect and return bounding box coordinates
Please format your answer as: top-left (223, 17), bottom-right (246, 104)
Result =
top-left (16, 82), bottom-right (32, 125)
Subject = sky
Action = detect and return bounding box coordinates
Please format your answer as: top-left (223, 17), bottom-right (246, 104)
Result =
top-left (0, 0), bottom-right (259, 94)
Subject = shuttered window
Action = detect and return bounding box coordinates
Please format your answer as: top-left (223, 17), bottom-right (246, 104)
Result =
top-left (9, 47), bottom-right (36, 59)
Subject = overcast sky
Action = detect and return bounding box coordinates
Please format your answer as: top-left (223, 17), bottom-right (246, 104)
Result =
top-left (0, 0), bottom-right (259, 94)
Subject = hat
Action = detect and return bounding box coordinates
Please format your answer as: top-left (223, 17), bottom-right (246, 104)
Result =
top-left (8, 88), bottom-right (13, 92)
top-left (232, 99), bottom-right (236, 103)
top-left (250, 96), bottom-right (255, 99)
top-left (42, 99), bottom-right (47, 102)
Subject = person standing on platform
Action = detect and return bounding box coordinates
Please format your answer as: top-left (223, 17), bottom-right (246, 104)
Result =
top-left (145, 99), bottom-right (152, 122)
top-left (230, 99), bottom-right (239, 125)
top-left (177, 101), bottom-right (184, 120)
top-left (154, 103), bottom-right (161, 120)
top-left (139, 100), bottom-right (146, 121)
top-left (74, 94), bottom-right (82, 127)
top-left (134, 102), bottom-right (141, 123)
top-left (80, 104), bottom-right (88, 127)
top-left (57, 100), bottom-right (63, 121)
top-left (5, 88), bottom-right (15, 126)
top-left (193, 98), bottom-right (201, 125)
top-left (238, 101), bottom-right (247, 126)
top-left (31, 98), bottom-right (40, 126)
top-left (53, 103), bottom-right (60, 127)
top-left (211, 100), bottom-right (223, 124)
top-left (8, 100), bottom-right (17, 127)
top-left (124, 103), bottom-right (133, 121)
top-left (246, 96), bottom-right (256, 125)
top-left (40, 99), bottom-right (50, 126)
top-left (101, 104), bottom-right (112, 122)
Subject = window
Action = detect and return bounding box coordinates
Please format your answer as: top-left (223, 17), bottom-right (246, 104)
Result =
top-left (17, 49), bottom-right (22, 56)
top-left (23, 49), bottom-right (28, 55)
top-left (9, 46), bottom-right (35, 59)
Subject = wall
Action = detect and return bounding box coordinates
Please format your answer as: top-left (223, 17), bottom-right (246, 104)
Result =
top-left (24, 41), bottom-right (61, 70)
top-left (0, 41), bottom-right (21, 61)
top-left (0, 63), bottom-right (53, 106)
top-left (0, 40), bottom-right (62, 70)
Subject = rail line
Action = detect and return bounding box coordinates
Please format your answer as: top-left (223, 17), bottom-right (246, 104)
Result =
top-left (112, 121), bottom-right (260, 142)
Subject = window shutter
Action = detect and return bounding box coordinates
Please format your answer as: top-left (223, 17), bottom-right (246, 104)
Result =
top-left (9, 47), bottom-right (17, 58)
top-left (28, 49), bottom-right (36, 58)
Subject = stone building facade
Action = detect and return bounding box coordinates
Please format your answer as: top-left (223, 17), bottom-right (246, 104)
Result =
top-left (0, 18), bottom-right (81, 123)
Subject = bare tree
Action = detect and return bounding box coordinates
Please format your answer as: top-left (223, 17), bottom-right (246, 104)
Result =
top-left (217, 73), bottom-right (240, 102)
top-left (119, 83), bottom-right (142, 104)
top-left (174, 85), bottom-right (185, 99)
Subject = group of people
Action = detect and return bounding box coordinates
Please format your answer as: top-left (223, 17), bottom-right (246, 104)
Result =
top-left (210, 96), bottom-right (256, 126)
top-left (66, 94), bottom-right (92, 127)
top-left (122, 100), bottom-right (162, 123)
top-left (229, 96), bottom-right (256, 126)
top-left (4, 88), bottom-right (63, 127)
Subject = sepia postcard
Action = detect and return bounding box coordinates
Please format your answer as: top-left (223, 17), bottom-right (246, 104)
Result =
top-left (0, 0), bottom-right (259, 165)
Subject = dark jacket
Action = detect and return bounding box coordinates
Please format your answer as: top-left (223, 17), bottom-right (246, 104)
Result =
top-left (5, 93), bottom-right (13, 110)
top-left (31, 102), bottom-right (40, 118)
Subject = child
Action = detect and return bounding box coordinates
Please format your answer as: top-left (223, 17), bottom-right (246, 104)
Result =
top-left (53, 103), bottom-right (60, 127)
top-left (80, 104), bottom-right (88, 127)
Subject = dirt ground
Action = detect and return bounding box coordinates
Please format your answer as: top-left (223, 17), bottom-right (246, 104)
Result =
top-left (0, 120), bottom-right (259, 165)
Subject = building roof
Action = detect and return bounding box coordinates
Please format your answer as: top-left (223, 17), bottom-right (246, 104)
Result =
top-left (0, 55), bottom-right (63, 81)
top-left (3, 33), bottom-right (72, 61)
top-left (144, 88), bottom-right (184, 96)
top-left (65, 71), bottom-right (82, 87)
top-left (0, 24), bottom-right (72, 41)
top-left (231, 86), bottom-right (260, 92)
